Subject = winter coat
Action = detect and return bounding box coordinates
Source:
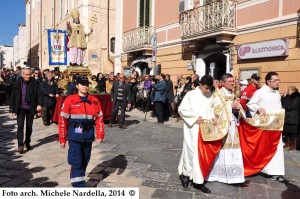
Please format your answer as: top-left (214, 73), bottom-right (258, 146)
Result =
top-left (165, 79), bottom-right (174, 103)
top-left (152, 80), bottom-right (166, 102)
top-left (281, 92), bottom-right (300, 125)
top-left (40, 79), bottom-right (59, 107)
top-left (9, 77), bottom-right (42, 114)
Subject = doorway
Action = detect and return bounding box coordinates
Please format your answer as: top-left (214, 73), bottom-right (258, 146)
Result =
top-left (204, 53), bottom-right (226, 80)
top-left (134, 62), bottom-right (150, 76)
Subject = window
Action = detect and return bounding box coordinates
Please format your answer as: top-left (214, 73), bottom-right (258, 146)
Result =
top-left (44, 15), bottom-right (46, 31)
top-left (139, 0), bottom-right (151, 27)
top-left (72, 0), bottom-right (76, 9)
top-left (60, 0), bottom-right (63, 19)
top-left (32, 0), bottom-right (35, 10)
top-left (110, 37), bottom-right (115, 54)
top-left (51, 7), bottom-right (54, 26)
top-left (179, 0), bottom-right (193, 12)
top-left (240, 68), bottom-right (260, 80)
top-left (65, 0), bottom-right (69, 14)
top-left (37, 21), bottom-right (39, 37)
top-left (32, 27), bottom-right (34, 39)
top-left (27, 1), bottom-right (31, 15)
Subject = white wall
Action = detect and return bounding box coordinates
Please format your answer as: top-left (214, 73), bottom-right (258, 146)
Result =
top-left (13, 25), bottom-right (27, 68)
top-left (0, 45), bottom-right (14, 68)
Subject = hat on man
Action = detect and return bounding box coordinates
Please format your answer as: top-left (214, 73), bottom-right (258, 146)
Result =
top-left (70, 8), bottom-right (80, 20)
top-left (251, 73), bottom-right (260, 81)
top-left (76, 76), bottom-right (90, 85)
top-left (240, 79), bottom-right (248, 85)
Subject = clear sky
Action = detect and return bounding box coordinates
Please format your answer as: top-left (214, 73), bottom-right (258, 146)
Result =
top-left (0, 0), bottom-right (25, 46)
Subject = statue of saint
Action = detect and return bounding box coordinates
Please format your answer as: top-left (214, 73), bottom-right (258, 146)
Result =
top-left (67, 9), bottom-right (93, 66)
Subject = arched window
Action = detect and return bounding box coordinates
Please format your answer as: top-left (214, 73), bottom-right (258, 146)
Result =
top-left (110, 37), bottom-right (115, 54)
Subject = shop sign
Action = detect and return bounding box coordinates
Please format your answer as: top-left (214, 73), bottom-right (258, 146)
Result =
top-left (237, 38), bottom-right (289, 60)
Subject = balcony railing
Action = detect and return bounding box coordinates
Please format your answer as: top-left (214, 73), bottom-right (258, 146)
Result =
top-left (180, 0), bottom-right (237, 40)
top-left (123, 26), bottom-right (154, 52)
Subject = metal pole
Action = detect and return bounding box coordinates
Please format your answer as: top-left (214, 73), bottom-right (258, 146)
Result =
top-left (40, 0), bottom-right (43, 69)
top-left (29, 0), bottom-right (32, 67)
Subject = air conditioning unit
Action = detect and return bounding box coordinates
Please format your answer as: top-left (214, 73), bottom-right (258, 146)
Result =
top-left (179, 0), bottom-right (193, 13)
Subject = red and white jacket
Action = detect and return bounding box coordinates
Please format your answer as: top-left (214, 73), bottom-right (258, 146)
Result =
top-left (58, 94), bottom-right (105, 144)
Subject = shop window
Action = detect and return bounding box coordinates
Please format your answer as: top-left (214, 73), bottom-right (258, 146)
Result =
top-left (239, 68), bottom-right (260, 80)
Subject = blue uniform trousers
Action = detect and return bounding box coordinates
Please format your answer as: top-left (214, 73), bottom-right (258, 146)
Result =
top-left (68, 140), bottom-right (92, 187)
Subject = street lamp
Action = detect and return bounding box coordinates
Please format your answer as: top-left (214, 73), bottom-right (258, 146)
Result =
top-left (101, 45), bottom-right (107, 73)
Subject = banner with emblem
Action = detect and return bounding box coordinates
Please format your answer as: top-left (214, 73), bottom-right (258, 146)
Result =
top-left (48, 29), bottom-right (67, 65)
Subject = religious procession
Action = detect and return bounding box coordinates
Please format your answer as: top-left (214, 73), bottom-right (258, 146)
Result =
top-left (1, 1), bottom-right (300, 198)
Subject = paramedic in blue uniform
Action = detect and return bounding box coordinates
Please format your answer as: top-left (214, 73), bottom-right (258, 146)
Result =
top-left (58, 76), bottom-right (105, 187)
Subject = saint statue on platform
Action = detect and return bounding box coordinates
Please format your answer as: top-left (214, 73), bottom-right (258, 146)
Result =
top-left (67, 8), bottom-right (93, 66)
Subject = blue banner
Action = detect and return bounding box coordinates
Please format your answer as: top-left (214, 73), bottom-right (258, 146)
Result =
top-left (48, 29), bottom-right (67, 65)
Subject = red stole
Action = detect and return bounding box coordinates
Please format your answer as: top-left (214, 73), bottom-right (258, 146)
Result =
top-left (198, 119), bottom-right (281, 179)
top-left (197, 128), bottom-right (222, 179)
top-left (238, 118), bottom-right (281, 176)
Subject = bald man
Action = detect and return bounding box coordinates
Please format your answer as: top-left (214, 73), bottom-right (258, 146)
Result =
top-left (9, 68), bottom-right (42, 153)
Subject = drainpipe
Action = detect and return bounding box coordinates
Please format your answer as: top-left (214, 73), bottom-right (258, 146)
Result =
top-left (40, 0), bottom-right (42, 69)
top-left (107, 0), bottom-right (114, 66)
top-left (29, 0), bottom-right (32, 67)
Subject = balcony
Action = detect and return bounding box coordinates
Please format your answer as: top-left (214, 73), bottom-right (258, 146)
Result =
top-left (122, 26), bottom-right (154, 53)
top-left (180, 0), bottom-right (237, 43)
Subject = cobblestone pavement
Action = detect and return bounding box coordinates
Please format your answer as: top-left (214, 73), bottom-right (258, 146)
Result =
top-left (0, 106), bottom-right (300, 199)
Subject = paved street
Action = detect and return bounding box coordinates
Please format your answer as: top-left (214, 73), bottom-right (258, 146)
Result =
top-left (0, 106), bottom-right (300, 199)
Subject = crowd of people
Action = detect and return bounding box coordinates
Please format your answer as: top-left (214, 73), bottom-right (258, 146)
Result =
top-left (1, 66), bottom-right (300, 189)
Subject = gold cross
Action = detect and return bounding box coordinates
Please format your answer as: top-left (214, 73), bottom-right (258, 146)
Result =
top-left (90, 14), bottom-right (97, 29)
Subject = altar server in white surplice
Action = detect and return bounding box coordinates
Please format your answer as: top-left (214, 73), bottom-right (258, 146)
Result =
top-left (207, 73), bottom-right (245, 184)
top-left (247, 72), bottom-right (288, 183)
top-left (178, 75), bottom-right (215, 193)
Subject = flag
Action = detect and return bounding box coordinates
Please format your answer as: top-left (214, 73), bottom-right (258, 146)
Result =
top-left (48, 29), bottom-right (67, 65)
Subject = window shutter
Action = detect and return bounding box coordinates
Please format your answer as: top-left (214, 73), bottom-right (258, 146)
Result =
top-left (139, 0), bottom-right (150, 27)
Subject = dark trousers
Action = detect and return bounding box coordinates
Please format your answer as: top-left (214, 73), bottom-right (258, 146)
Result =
top-left (68, 140), bottom-right (92, 187)
top-left (154, 101), bottom-right (164, 123)
top-left (0, 93), bottom-right (5, 105)
top-left (163, 102), bottom-right (170, 121)
top-left (42, 106), bottom-right (54, 125)
top-left (110, 101), bottom-right (126, 125)
top-left (17, 108), bottom-right (34, 146)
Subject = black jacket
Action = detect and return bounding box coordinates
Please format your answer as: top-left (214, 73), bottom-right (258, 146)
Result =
top-left (97, 78), bottom-right (106, 93)
top-left (9, 77), bottom-right (42, 114)
top-left (282, 92), bottom-right (300, 125)
top-left (165, 79), bottom-right (174, 103)
top-left (40, 79), bottom-right (59, 107)
top-left (111, 81), bottom-right (132, 106)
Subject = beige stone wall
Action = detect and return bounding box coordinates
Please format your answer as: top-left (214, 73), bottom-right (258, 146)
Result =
top-left (232, 24), bottom-right (300, 93)
top-left (25, 0), bottom-right (115, 74)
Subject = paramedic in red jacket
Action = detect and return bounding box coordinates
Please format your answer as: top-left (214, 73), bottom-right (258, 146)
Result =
top-left (58, 76), bottom-right (105, 187)
top-left (240, 73), bottom-right (260, 117)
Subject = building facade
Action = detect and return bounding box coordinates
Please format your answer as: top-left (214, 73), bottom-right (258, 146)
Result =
top-left (13, 24), bottom-right (27, 69)
top-left (25, 0), bottom-right (116, 74)
top-left (0, 45), bottom-right (14, 69)
top-left (116, 0), bottom-right (300, 90)
top-left (233, 0), bottom-right (300, 91)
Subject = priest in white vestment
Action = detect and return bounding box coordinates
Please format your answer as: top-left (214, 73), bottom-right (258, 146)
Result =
top-left (247, 72), bottom-right (287, 183)
top-left (178, 75), bottom-right (215, 193)
top-left (207, 73), bottom-right (245, 184)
